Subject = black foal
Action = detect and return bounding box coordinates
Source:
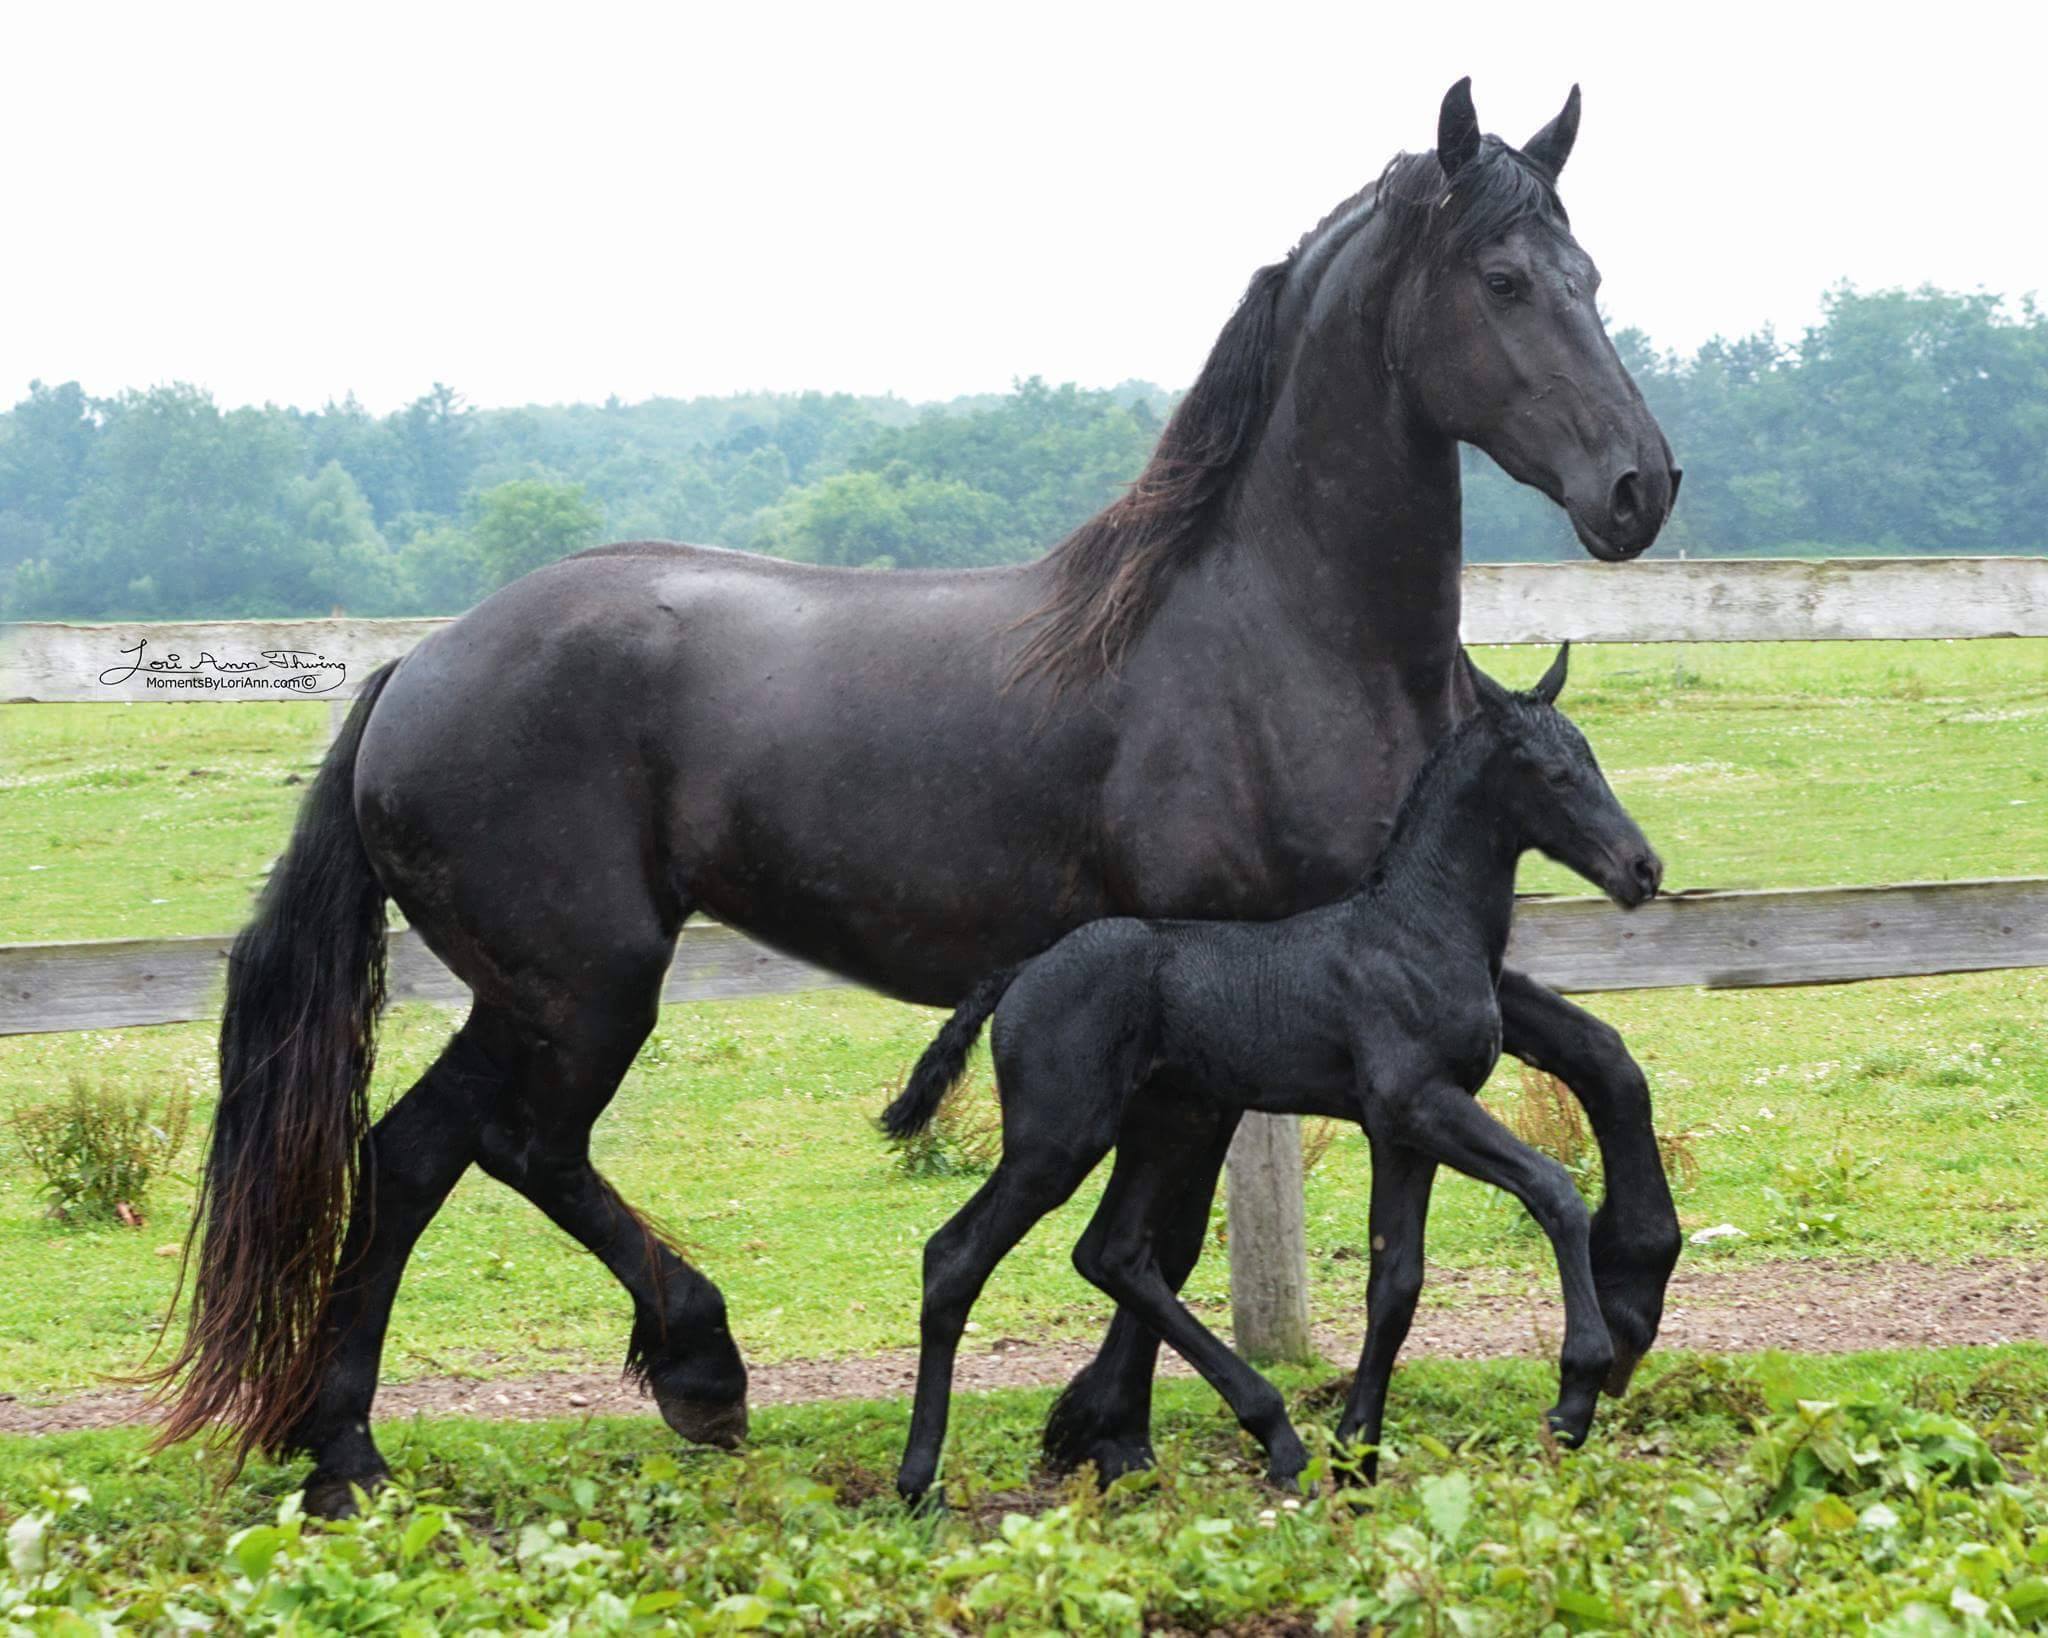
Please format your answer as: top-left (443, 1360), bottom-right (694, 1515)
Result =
top-left (880, 645), bottom-right (1666, 1504)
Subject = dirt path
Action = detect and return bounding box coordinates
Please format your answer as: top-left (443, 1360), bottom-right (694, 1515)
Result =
top-left (6, 1258), bottom-right (2044, 1437)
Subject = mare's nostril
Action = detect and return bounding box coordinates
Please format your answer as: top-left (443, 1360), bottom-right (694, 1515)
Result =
top-left (1668, 467), bottom-right (1684, 503)
top-left (1630, 854), bottom-right (1663, 898)
top-left (1609, 469), bottom-right (1642, 527)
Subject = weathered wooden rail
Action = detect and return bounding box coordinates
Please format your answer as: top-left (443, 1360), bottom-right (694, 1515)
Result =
top-left (3, 555), bottom-right (2045, 1362)
top-left (5, 878), bottom-right (2044, 1038)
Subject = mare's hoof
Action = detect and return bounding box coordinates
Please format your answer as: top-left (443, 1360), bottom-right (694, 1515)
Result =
top-left (303, 1467), bottom-right (386, 1520)
top-left (656, 1393), bottom-right (749, 1449)
top-left (1262, 1427), bottom-right (1311, 1492)
top-left (1603, 1345), bottom-right (1645, 1398)
top-left (1264, 1457), bottom-right (1310, 1492)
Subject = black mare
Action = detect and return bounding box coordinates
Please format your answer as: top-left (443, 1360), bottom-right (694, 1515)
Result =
top-left (880, 646), bottom-right (1662, 1504)
top-left (155, 79), bottom-right (1683, 1515)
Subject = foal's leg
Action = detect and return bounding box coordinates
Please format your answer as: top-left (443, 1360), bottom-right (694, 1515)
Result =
top-left (1335, 1136), bottom-right (1436, 1481)
top-left (1498, 971), bottom-right (1682, 1393)
top-left (468, 994), bottom-right (749, 1446)
top-left (1069, 1131), bottom-right (1308, 1487)
top-left (291, 1027), bottom-right (497, 1517)
top-left (898, 1144), bottom-right (1110, 1505)
top-left (1042, 1095), bottom-right (1241, 1479)
top-left (1382, 1081), bottom-right (1614, 1446)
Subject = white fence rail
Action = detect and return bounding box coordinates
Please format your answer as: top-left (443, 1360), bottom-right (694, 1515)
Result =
top-left (5, 558), bottom-right (2047, 705)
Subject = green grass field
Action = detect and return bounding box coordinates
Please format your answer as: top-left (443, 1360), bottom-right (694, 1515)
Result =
top-left (3, 639), bottom-right (2046, 1630)
top-left (6, 1349), bottom-right (2048, 1631)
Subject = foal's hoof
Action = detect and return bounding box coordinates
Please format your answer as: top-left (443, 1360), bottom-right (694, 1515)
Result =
top-left (1050, 1435), bottom-right (1156, 1487)
top-left (302, 1467), bottom-right (386, 1520)
top-left (656, 1393), bottom-right (749, 1449)
top-left (898, 1481), bottom-right (948, 1515)
top-left (1544, 1406), bottom-right (1594, 1450)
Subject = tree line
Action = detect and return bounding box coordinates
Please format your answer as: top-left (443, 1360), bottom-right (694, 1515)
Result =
top-left (1, 283), bottom-right (2041, 621)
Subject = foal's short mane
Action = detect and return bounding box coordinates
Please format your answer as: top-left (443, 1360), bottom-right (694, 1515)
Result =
top-left (1011, 138), bottom-right (1565, 694)
top-left (1361, 701), bottom-right (1500, 891)
top-left (1360, 677), bottom-right (1570, 898)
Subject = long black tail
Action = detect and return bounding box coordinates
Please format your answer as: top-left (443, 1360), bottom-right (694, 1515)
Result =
top-left (147, 660), bottom-right (400, 1470)
top-left (879, 966), bottom-right (1022, 1139)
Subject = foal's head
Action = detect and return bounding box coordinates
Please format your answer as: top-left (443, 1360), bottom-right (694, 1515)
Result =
top-left (1474, 645), bottom-right (1663, 907)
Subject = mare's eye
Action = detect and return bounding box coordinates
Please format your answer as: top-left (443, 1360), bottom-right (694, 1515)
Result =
top-left (1545, 766), bottom-right (1573, 787)
top-left (1484, 272), bottom-right (1517, 298)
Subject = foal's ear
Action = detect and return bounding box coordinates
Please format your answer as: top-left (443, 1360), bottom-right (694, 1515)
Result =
top-left (1466, 650), bottom-right (1513, 713)
top-left (1532, 641), bottom-right (1571, 705)
top-left (1523, 84), bottom-right (1581, 178)
top-left (1437, 77), bottom-right (1482, 178)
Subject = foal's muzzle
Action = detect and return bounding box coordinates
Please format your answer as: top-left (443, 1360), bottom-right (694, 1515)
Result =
top-left (1608, 848), bottom-right (1664, 909)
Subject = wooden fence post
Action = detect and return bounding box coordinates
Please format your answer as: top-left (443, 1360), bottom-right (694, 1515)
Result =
top-left (1226, 1113), bottom-right (1316, 1364)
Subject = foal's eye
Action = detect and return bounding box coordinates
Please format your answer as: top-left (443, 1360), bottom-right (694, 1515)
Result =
top-left (1484, 272), bottom-right (1518, 299)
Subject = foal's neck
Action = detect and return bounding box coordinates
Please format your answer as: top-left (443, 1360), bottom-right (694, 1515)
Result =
top-left (1364, 728), bottom-right (1522, 966)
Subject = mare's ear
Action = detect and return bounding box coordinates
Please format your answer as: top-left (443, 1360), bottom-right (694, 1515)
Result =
top-left (1437, 77), bottom-right (1482, 178)
top-left (1523, 84), bottom-right (1581, 178)
top-left (1466, 650), bottom-right (1513, 713)
top-left (1532, 641), bottom-right (1570, 705)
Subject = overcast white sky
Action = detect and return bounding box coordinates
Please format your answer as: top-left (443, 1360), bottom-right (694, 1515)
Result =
top-left (5, 0), bottom-right (2042, 413)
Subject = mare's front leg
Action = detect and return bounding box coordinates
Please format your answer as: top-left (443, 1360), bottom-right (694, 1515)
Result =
top-left (1334, 1136), bottom-right (1436, 1481)
top-left (1380, 1080), bottom-right (1613, 1447)
top-left (898, 1143), bottom-right (1110, 1507)
top-left (1043, 1094), bottom-right (1241, 1480)
top-left (1498, 971), bottom-right (1681, 1394)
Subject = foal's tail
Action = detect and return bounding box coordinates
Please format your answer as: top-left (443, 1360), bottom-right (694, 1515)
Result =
top-left (146, 660), bottom-right (401, 1471)
top-left (879, 966), bottom-right (1022, 1139)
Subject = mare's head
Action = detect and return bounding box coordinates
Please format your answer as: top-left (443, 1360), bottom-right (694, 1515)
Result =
top-left (1383, 80), bottom-right (1680, 559)
top-left (1474, 645), bottom-right (1662, 906)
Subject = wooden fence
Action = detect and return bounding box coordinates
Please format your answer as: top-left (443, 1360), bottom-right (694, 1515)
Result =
top-left (4, 555), bottom-right (2045, 1360)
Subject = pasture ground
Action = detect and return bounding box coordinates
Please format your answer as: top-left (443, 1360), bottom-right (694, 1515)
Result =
top-left (3, 638), bottom-right (2046, 1629)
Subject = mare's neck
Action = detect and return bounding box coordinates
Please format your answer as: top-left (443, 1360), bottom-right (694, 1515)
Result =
top-left (1212, 212), bottom-right (1466, 684)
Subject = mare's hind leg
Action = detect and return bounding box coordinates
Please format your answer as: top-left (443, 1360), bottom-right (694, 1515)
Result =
top-left (1042, 1095), bottom-right (1241, 1480)
top-left (1498, 972), bottom-right (1681, 1394)
top-left (1069, 1112), bottom-right (1306, 1487)
top-left (292, 1027), bottom-right (497, 1517)
top-left (1335, 1137), bottom-right (1436, 1481)
top-left (467, 990), bottom-right (749, 1447)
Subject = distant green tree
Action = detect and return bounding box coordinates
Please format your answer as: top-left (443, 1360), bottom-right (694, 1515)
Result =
top-left (303, 393), bottom-right (414, 524)
top-left (469, 478), bottom-right (603, 588)
top-left (0, 380), bottom-right (97, 570)
top-left (399, 383), bottom-right (476, 517)
top-left (397, 522), bottom-right (490, 613)
top-left (767, 468), bottom-right (1009, 568)
top-left (16, 385), bottom-right (310, 616)
top-left (281, 461), bottom-right (400, 611)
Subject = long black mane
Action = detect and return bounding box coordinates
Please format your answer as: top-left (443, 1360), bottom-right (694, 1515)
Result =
top-left (1013, 138), bottom-right (1565, 692)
